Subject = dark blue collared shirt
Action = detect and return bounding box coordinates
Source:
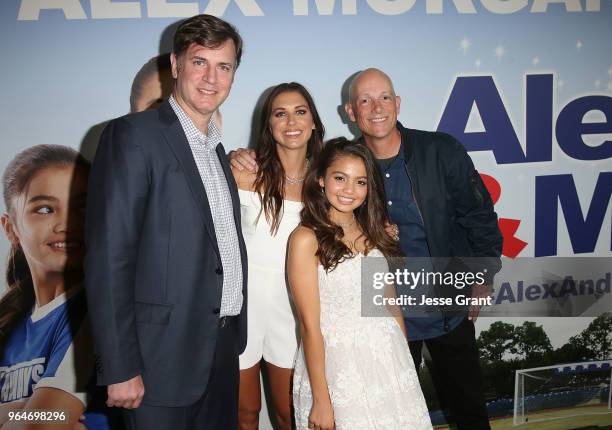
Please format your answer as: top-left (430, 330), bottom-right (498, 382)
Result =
top-left (376, 141), bottom-right (464, 340)
top-left (377, 146), bottom-right (428, 259)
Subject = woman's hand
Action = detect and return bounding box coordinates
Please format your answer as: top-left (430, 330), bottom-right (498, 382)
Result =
top-left (308, 399), bottom-right (335, 430)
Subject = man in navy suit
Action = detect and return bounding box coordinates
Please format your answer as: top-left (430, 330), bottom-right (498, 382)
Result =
top-left (84, 14), bottom-right (247, 429)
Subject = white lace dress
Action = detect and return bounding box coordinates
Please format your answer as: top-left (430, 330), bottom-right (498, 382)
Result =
top-left (293, 250), bottom-right (432, 430)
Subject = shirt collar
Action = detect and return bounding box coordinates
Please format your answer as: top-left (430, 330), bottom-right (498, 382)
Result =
top-left (31, 284), bottom-right (84, 322)
top-left (396, 133), bottom-right (406, 162)
top-left (169, 95), bottom-right (222, 147)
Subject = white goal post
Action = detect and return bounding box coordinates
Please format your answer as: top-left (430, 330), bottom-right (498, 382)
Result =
top-left (513, 360), bottom-right (612, 426)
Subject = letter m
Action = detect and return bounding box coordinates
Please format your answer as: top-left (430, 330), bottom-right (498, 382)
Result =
top-left (293, 0), bottom-right (356, 15)
top-left (535, 172), bottom-right (612, 256)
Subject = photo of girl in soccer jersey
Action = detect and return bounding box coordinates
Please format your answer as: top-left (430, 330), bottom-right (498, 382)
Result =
top-left (0, 145), bottom-right (118, 429)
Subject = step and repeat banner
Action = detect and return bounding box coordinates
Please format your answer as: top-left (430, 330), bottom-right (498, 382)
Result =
top-left (1, 0), bottom-right (610, 427)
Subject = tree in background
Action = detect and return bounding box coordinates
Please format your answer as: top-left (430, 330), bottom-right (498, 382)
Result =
top-left (563, 312), bottom-right (612, 360)
top-left (554, 338), bottom-right (596, 363)
top-left (511, 321), bottom-right (553, 361)
top-left (477, 321), bottom-right (515, 362)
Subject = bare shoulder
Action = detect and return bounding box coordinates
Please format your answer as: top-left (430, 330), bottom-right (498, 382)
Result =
top-left (289, 226), bottom-right (318, 254)
top-left (231, 166), bottom-right (257, 191)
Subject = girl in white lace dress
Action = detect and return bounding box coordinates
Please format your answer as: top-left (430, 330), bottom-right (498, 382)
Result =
top-left (288, 138), bottom-right (432, 430)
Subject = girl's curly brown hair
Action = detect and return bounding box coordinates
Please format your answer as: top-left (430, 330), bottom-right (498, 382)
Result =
top-left (300, 137), bottom-right (402, 271)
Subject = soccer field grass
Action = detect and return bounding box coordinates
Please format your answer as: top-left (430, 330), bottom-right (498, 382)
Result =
top-left (434, 405), bottom-right (612, 430)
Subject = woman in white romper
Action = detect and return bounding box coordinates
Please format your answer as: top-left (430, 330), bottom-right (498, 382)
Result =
top-left (231, 82), bottom-right (325, 429)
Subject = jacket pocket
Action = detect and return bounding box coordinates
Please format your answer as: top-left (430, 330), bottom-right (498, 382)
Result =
top-left (470, 170), bottom-right (485, 206)
top-left (135, 301), bottom-right (173, 325)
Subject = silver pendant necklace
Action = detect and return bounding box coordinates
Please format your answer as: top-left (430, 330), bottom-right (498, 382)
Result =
top-left (285, 159), bottom-right (309, 185)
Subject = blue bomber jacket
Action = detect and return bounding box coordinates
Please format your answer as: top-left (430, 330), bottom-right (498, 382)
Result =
top-left (363, 122), bottom-right (503, 316)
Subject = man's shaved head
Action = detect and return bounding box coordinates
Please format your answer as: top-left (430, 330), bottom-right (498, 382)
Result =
top-left (348, 68), bottom-right (396, 104)
top-left (344, 67), bottom-right (401, 152)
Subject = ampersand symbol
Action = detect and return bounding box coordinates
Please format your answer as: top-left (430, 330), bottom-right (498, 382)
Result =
top-left (480, 173), bottom-right (527, 258)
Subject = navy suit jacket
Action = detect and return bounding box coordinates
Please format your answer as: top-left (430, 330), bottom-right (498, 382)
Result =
top-left (84, 100), bottom-right (248, 407)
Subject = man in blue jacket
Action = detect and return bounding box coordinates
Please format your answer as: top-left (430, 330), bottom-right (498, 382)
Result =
top-left (344, 68), bottom-right (502, 430)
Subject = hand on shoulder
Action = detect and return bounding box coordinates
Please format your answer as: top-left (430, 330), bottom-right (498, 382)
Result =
top-left (228, 147), bottom-right (258, 173)
top-left (230, 162), bottom-right (257, 191)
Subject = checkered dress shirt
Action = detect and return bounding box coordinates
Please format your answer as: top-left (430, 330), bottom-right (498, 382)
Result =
top-left (169, 96), bottom-right (243, 317)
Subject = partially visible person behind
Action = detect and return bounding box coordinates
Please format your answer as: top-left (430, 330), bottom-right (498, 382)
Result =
top-left (130, 53), bottom-right (222, 126)
top-left (288, 138), bottom-right (432, 429)
top-left (231, 82), bottom-right (324, 429)
top-left (0, 145), bottom-right (118, 430)
top-left (130, 54), bottom-right (174, 113)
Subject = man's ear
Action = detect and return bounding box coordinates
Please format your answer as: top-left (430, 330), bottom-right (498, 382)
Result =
top-left (344, 102), bottom-right (356, 122)
top-left (395, 95), bottom-right (401, 115)
top-left (170, 52), bottom-right (179, 79)
top-left (1, 214), bottom-right (19, 245)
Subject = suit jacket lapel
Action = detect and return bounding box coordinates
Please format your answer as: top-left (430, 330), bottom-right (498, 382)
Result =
top-left (216, 143), bottom-right (242, 232)
top-left (158, 102), bottom-right (221, 259)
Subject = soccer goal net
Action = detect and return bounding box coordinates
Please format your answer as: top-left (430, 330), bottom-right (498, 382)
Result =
top-left (513, 360), bottom-right (612, 426)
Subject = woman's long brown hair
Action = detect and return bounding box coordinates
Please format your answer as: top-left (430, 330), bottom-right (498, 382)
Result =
top-left (253, 82), bottom-right (325, 234)
top-left (301, 137), bottom-right (403, 271)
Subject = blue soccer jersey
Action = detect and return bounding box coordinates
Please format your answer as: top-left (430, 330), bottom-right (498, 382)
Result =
top-left (0, 286), bottom-right (93, 404)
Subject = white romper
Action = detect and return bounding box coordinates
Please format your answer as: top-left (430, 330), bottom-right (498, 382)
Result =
top-left (238, 189), bottom-right (301, 369)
